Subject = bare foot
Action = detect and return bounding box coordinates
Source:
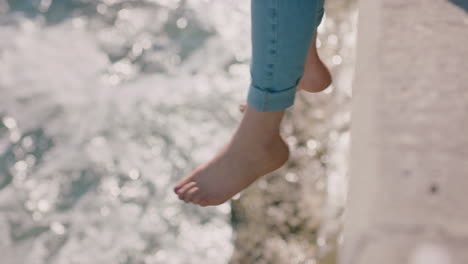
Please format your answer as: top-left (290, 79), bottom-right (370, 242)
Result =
top-left (173, 105), bottom-right (289, 206)
top-left (297, 33), bottom-right (332, 93)
top-left (239, 34), bottom-right (331, 113)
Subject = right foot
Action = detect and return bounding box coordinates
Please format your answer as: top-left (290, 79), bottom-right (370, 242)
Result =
top-left (239, 34), bottom-right (331, 113)
top-left (173, 105), bottom-right (289, 206)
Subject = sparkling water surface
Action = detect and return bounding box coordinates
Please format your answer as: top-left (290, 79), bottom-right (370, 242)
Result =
top-left (0, 0), bottom-right (356, 263)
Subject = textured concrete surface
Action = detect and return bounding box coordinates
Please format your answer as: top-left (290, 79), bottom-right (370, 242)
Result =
top-left (341, 0), bottom-right (468, 263)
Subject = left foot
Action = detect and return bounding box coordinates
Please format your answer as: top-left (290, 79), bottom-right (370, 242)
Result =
top-left (173, 105), bottom-right (289, 206)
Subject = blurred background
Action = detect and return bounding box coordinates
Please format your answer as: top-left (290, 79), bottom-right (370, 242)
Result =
top-left (0, 0), bottom-right (356, 263)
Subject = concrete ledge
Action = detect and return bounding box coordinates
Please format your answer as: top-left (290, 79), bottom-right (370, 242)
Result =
top-left (341, 0), bottom-right (468, 263)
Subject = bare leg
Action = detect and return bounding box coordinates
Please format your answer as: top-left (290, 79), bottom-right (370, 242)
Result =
top-left (173, 105), bottom-right (289, 206)
top-left (174, 1), bottom-right (323, 206)
top-left (298, 33), bottom-right (332, 92)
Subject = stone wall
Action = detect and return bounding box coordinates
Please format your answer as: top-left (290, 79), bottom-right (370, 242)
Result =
top-left (341, 0), bottom-right (468, 263)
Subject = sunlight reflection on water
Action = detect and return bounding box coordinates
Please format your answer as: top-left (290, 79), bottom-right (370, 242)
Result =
top-left (0, 0), bottom-right (249, 263)
top-left (0, 0), bottom-right (355, 263)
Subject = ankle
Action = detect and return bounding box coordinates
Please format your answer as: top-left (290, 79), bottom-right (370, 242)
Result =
top-left (242, 105), bottom-right (284, 130)
top-left (254, 135), bottom-right (290, 171)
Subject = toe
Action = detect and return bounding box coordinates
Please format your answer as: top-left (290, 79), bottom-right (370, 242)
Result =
top-left (174, 177), bottom-right (192, 193)
top-left (184, 187), bottom-right (200, 203)
top-left (239, 104), bottom-right (246, 113)
top-left (176, 181), bottom-right (196, 199)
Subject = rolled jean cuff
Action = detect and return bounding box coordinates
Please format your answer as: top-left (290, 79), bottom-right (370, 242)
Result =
top-left (247, 81), bottom-right (298, 112)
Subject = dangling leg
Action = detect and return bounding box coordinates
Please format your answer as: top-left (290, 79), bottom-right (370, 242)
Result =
top-left (239, 33), bottom-right (332, 112)
top-left (174, 0), bottom-right (321, 206)
top-left (239, 0), bottom-right (330, 112)
top-left (297, 0), bottom-right (331, 93)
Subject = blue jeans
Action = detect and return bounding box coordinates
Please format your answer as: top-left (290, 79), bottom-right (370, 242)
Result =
top-left (247, 0), bottom-right (325, 112)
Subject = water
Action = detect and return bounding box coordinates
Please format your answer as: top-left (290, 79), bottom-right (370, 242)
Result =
top-left (0, 1), bottom-right (356, 263)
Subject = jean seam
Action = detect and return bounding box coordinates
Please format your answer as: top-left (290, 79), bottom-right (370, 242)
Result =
top-left (265, 0), bottom-right (278, 79)
top-left (264, 0), bottom-right (279, 111)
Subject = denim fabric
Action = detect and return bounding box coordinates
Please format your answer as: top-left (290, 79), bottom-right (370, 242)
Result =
top-left (247, 0), bottom-right (325, 112)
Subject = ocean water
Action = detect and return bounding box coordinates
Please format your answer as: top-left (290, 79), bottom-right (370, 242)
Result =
top-left (0, 0), bottom-right (356, 263)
